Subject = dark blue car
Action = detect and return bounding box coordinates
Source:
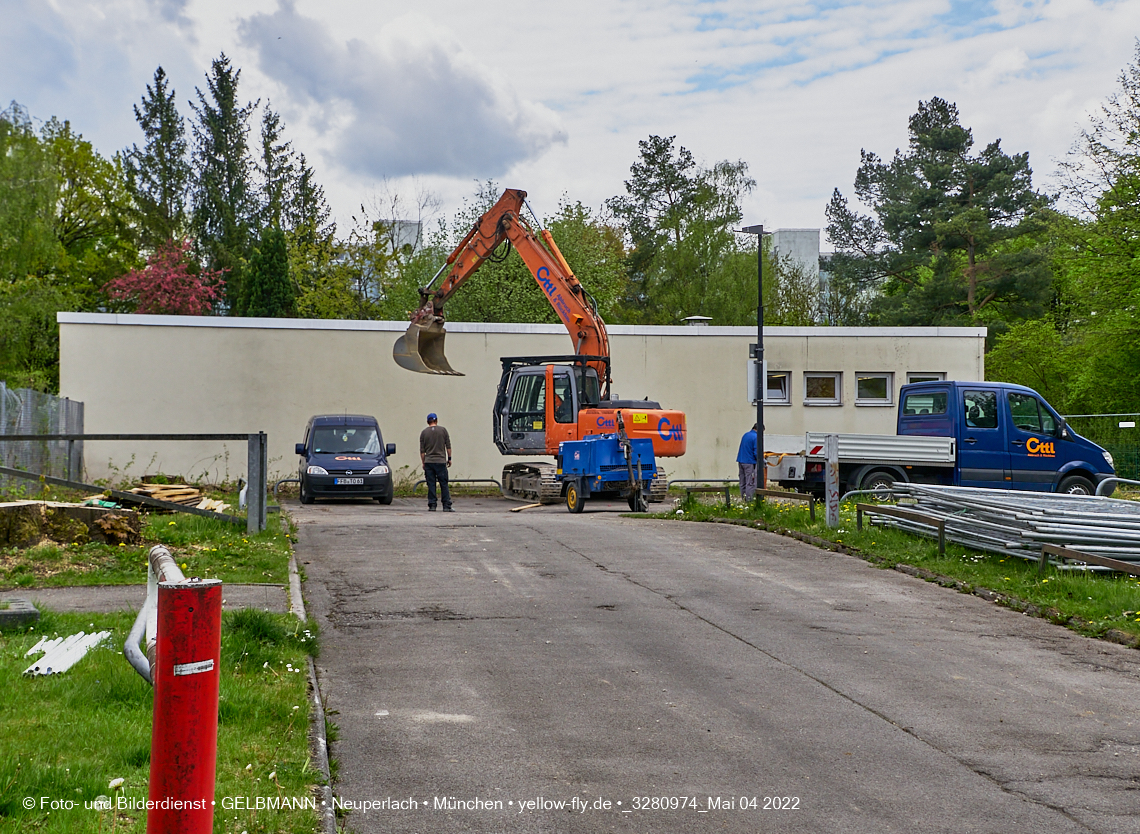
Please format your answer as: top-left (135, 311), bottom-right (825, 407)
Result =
top-left (296, 414), bottom-right (396, 504)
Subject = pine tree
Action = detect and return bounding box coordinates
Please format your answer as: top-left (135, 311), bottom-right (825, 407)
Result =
top-left (124, 67), bottom-right (191, 250)
top-left (257, 103), bottom-right (295, 229)
top-left (190, 53), bottom-right (257, 314)
top-left (245, 226), bottom-right (293, 317)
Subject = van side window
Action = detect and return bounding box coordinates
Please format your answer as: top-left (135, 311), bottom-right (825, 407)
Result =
top-left (902, 392), bottom-right (947, 416)
top-left (1008, 393), bottom-right (1061, 437)
top-left (963, 390), bottom-right (998, 429)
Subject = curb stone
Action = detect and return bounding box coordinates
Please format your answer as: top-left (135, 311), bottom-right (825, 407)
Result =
top-left (282, 509), bottom-right (337, 834)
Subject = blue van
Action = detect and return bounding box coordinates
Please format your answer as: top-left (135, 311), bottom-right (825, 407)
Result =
top-left (896, 381), bottom-right (1115, 494)
top-left (295, 414), bottom-right (396, 504)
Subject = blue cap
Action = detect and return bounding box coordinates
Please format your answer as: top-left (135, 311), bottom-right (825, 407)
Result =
top-left (427, 412), bottom-right (437, 422)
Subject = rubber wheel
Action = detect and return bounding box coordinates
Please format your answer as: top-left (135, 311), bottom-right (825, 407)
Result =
top-left (376, 493), bottom-right (393, 505)
top-left (566, 481), bottom-right (585, 513)
top-left (299, 478), bottom-right (314, 505)
top-left (862, 471), bottom-right (896, 493)
top-left (1057, 475), bottom-right (1095, 496)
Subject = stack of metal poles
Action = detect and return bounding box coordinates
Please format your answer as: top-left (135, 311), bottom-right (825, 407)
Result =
top-left (860, 485), bottom-right (1140, 566)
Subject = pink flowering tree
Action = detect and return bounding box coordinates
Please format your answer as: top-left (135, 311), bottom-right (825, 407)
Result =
top-left (104, 239), bottom-right (225, 315)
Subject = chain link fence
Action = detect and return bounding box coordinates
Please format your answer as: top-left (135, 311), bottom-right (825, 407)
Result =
top-left (1062, 413), bottom-right (1140, 481)
top-left (0, 382), bottom-right (85, 491)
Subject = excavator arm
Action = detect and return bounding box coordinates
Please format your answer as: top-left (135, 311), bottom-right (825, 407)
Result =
top-left (392, 188), bottom-right (611, 385)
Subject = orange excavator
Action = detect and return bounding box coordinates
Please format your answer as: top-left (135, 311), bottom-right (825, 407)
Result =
top-left (393, 188), bottom-right (686, 503)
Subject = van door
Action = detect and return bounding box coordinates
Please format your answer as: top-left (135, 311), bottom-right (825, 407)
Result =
top-left (1007, 390), bottom-right (1063, 490)
top-left (957, 388), bottom-right (1010, 487)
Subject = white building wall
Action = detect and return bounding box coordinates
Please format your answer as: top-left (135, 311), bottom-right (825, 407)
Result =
top-left (58, 314), bottom-right (985, 485)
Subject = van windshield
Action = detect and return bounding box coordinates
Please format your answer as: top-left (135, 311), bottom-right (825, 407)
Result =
top-left (312, 427), bottom-right (380, 455)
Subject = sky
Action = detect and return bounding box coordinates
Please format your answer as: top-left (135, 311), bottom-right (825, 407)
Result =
top-left (4, 0), bottom-right (1140, 248)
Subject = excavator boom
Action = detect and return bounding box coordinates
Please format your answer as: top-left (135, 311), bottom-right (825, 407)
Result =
top-left (392, 189), bottom-right (611, 384)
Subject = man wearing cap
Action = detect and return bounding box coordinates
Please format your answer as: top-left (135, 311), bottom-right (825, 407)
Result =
top-left (420, 413), bottom-right (452, 512)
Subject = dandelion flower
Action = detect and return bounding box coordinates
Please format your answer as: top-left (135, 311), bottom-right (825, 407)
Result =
top-left (109, 778), bottom-right (125, 790)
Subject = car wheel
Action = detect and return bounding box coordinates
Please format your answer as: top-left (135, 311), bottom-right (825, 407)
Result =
top-left (566, 481), bottom-right (585, 513)
top-left (862, 471), bottom-right (896, 494)
top-left (1057, 475), bottom-right (1095, 496)
top-left (299, 478), bottom-right (314, 505)
top-left (377, 493), bottom-right (393, 505)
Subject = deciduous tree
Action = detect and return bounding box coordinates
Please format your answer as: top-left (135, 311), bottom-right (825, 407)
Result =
top-left (104, 239), bottom-right (224, 315)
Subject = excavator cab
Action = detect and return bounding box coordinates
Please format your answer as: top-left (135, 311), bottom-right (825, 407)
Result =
top-left (392, 319), bottom-right (462, 376)
top-left (493, 358), bottom-right (603, 455)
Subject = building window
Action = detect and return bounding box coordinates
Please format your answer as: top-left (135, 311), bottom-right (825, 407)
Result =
top-left (907, 372), bottom-right (945, 383)
top-left (765, 371), bottom-right (790, 405)
top-left (856, 373), bottom-right (893, 406)
top-left (804, 372), bottom-right (841, 406)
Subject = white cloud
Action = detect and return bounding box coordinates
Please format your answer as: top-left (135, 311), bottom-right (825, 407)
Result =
top-left (4, 0), bottom-right (1140, 240)
top-left (237, 1), bottom-right (567, 178)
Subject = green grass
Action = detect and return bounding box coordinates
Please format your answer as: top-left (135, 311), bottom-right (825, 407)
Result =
top-left (660, 492), bottom-right (1140, 641)
top-left (0, 609), bottom-right (320, 834)
top-left (0, 508), bottom-right (292, 590)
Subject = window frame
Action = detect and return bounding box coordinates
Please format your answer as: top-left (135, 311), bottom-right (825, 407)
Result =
top-left (803, 372), bottom-right (842, 406)
top-left (906, 372), bottom-right (946, 384)
top-left (855, 372), bottom-right (894, 407)
top-left (764, 370), bottom-right (791, 405)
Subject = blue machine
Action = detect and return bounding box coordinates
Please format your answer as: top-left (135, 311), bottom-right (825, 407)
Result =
top-left (557, 433), bottom-right (656, 513)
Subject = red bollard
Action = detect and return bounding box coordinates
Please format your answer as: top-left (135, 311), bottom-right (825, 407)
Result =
top-left (148, 580), bottom-right (223, 834)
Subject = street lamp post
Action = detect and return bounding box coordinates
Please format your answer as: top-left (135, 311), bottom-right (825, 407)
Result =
top-left (741, 224), bottom-right (766, 499)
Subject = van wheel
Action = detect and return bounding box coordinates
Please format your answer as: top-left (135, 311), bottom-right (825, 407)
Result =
top-left (376, 494), bottom-right (393, 505)
top-left (300, 479), bottom-right (314, 505)
top-left (1057, 475), bottom-right (1094, 496)
top-left (566, 481), bottom-right (585, 513)
top-left (862, 471), bottom-right (896, 493)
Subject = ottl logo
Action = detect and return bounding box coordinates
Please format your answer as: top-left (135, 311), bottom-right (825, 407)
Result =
top-left (1025, 437), bottom-right (1056, 457)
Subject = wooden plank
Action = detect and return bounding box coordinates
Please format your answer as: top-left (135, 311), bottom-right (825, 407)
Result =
top-left (0, 466), bottom-right (244, 525)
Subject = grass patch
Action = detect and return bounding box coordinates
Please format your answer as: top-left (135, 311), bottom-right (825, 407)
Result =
top-left (660, 492), bottom-right (1140, 642)
top-left (0, 507), bottom-right (292, 590)
top-left (0, 609), bottom-right (319, 833)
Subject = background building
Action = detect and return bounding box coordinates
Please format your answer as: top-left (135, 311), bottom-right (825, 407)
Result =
top-left (59, 314), bottom-right (985, 485)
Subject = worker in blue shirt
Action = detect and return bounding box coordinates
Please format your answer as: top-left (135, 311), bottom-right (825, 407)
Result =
top-left (737, 423), bottom-right (758, 501)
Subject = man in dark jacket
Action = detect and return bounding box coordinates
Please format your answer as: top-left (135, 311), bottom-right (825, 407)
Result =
top-left (420, 413), bottom-right (452, 511)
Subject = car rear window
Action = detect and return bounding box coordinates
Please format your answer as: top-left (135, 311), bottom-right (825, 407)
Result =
top-left (902, 392), bottom-right (948, 416)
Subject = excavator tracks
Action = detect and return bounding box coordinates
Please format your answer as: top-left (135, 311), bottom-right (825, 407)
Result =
top-left (649, 470), bottom-right (668, 503)
top-left (502, 462), bottom-right (562, 504)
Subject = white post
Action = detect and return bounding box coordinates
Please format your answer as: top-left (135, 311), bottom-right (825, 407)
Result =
top-left (825, 433), bottom-right (840, 528)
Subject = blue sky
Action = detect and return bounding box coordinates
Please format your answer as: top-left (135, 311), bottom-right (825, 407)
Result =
top-left (3, 0), bottom-right (1139, 242)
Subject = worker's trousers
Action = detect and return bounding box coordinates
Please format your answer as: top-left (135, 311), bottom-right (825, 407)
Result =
top-left (738, 462), bottom-right (757, 501)
top-left (424, 462), bottom-right (452, 510)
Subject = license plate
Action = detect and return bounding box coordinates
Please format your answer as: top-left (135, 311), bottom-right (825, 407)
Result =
top-left (335, 477), bottom-right (364, 485)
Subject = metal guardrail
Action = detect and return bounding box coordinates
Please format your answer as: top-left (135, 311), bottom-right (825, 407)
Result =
top-left (273, 477), bottom-right (300, 500)
top-left (411, 478), bottom-right (503, 493)
top-left (666, 478), bottom-right (736, 489)
top-left (1097, 477), bottom-right (1140, 496)
top-left (755, 488), bottom-right (816, 521)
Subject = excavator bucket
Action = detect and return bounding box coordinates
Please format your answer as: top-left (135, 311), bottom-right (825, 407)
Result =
top-left (392, 320), bottom-right (464, 376)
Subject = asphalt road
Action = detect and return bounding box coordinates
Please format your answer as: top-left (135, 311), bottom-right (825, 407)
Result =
top-left (294, 495), bottom-right (1140, 834)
